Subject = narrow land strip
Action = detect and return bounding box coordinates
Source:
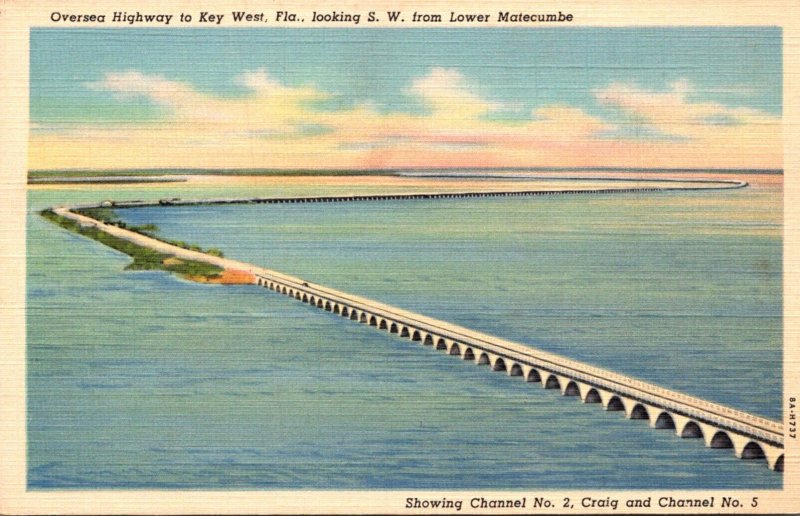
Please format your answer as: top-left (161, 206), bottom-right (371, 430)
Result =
top-left (44, 181), bottom-right (783, 472)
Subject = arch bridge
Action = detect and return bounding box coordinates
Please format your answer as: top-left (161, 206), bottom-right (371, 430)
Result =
top-left (53, 188), bottom-right (782, 473)
top-left (253, 272), bottom-right (783, 473)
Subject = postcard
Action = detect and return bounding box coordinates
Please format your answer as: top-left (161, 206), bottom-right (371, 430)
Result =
top-left (1, 0), bottom-right (797, 513)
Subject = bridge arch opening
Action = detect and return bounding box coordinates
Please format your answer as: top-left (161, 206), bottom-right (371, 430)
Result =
top-left (654, 412), bottom-right (676, 429)
top-left (477, 353), bottom-right (490, 365)
top-left (775, 455), bottom-right (784, 472)
top-left (296, 291), bottom-right (302, 300)
top-left (436, 338), bottom-right (447, 350)
top-left (369, 316), bottom-right (378, 326)
top-left (629, 404), bottom-right (649, 420)
top-left (584, 388), bottom-right (602, 403)
top-left (400, 327), bottom-right (410, 338)
top-left (681, 421), bottom-right (703, 438)
top-left (741, 442), bottom-right (766, 461)
top-left (449, 344), bottom-right (461, 356)
top-left (564, 381), bottom-right (580, 396)
top-left (390, 323), bottom-right (398, 334)
top-left (463, 348), bottom-right (475, 361)
top-left (350, 311), bottom-right (359, 321)
top-left (423, 335), bottom-right (434, 346)
top-left (379, 319), bottom-right (388, 330)
top-left (544, 375), bottom-right (560, 390)
top-left (341, 307), bottom-right (349, 317)
top-left (302, 294), bottom-right (308, 303)
top-left (360, 313), bottom-right (368, 323)
top-left (269, 282), bottom-right (274, 290)
top-left (509, 363), bottom-right (523, 376)
top-left (526, 369), bottom-right (541, 383)
top-left (333, 304), bottom-right (340, 314)
top-left (309, 296), bottom-right (316, 305)
top-left (606, 396), bottom-right (625, 411)
top-left (493, 358), bottom-right (507, 372)
top-left (325, 302), bottom-right (333, 312)
top-left (317, 299), bottom-right (324, 308)
top-left (710, 431), bottom-right (734, 449)
top-left (411, 330), bottom-right (422, 342)
top-left (281, 286), bottom-right (288, 294)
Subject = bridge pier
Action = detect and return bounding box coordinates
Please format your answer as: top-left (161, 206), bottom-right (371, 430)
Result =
top-left (651, 411), bottom-right (677, 430)
top-left (241, 269), bottom-right (782, 474)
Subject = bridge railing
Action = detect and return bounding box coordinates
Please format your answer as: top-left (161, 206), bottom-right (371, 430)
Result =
top-left (55, 203), bottom-right (780, 448)
top-left (253, 271), bottom-right (783, 447)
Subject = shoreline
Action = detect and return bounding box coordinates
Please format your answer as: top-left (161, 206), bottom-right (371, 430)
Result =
top-left (27, 170), bottom-right (783, 191)
top-left (41, 191), bottom-right (784, 473)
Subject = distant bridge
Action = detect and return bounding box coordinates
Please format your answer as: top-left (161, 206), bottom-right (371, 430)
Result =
top-left (53, 180), bottom-right (783, 473)
top-left (69, 178), bottom-right (748, 211)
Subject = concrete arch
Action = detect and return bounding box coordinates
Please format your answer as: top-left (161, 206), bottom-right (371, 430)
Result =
top-left (583, 388), bottom-right (602, 404)
top-left (544, 375), bottom-right (560, 390)
top-left (709, 431), bottom-right (734, 449)
top-left (463, 348), bottom-right (475, 361)
top-left (449, 343), bottom-right (461, 356)
top-left (423, 334), bottom-right (434, 346)
top-left (269, 282), bottom-right (275, 290)
top-left (289, 288), bottom-right (295, 297)
top-left (379, 319), bottom-right (388, 330)
top-left (388, 322), bottom-right (398, 333)
top-left (340, 306), bottom-right (349, 317)
top-left (435, 338), bottom-right (447, 350)
top-left (526, 369), bottom-right (541, 383)
top-left (324, 301), bottom-right (333, 312)
top-left (628, 403), bottom-right (650, 421)
top-left (669, 414), bottom-right (703, 439)
top-left (349, 310), bottom-right (359, 321)
top-left (281, 286), bottom-right (288, 294)
top-left (653, 412), bottom-right (676, 430)
top-left (400, 326), bottom-right (410, 338)
top-left (369, 315), bottom-right (378, 326)
top-left (773, 455), bottom-right (784, 472)
top-left (680, 421), bottom-right (703, 438)
top-left (411, 330), bottom-right (422, 342)
top-left (738, 441), bottom-right (766, 461)
top-left (492, 357), bottom-right (508, 372)
top-left (309, 296), bottom-right (316, 305)
top-left (317, 299), bottom-right (324, 308)
top-left (333, 304), bottom-right (340, 314)
top-left (563, 380), bottom-right (580, 396)
top-left (302, 294), bottom-right (309, 303)
top-left (477, 352), bottom-right (490, 365)
top-left (508, 363), bottom-right (523, 377)
top-left (359, 312), bottom-right (368, 323)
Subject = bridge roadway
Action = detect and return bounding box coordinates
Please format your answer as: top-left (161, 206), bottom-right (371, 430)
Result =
top-left (68, 177), bottom-right (749, 210)
top-left (54, 183), bottom-right (783, 473)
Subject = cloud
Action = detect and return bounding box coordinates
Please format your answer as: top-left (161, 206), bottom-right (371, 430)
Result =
top-left (86, 71), bottom-right (201, 106)
top-left (406, 67), bottom-right (509, 117)
top-left (30, 71), bottom-right (780, 170)
top-left (593, 79), bottom-right (777, 139)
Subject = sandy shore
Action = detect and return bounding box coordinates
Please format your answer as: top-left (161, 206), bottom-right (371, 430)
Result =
top-left (186, 269), bottom-right (257, 285)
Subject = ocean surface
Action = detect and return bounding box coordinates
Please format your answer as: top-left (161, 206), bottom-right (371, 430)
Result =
top-left (27, 175), bottom-right (782, 489)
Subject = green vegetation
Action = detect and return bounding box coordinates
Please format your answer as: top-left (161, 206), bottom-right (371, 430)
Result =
top-left (75, 207), bottom-right (223, 258)
top-left (40, 209), bottom-right (223, 279)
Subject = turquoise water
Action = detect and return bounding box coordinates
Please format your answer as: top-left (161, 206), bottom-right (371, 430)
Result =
top-left (27, 178), bottom-right (782, 489)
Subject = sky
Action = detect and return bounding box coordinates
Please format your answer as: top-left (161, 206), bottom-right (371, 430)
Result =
top-left (29, 28), bottom-right (782, 170)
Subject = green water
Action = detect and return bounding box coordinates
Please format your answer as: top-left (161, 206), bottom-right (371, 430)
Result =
top-left (27, 177), bottom-right (782, 489)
